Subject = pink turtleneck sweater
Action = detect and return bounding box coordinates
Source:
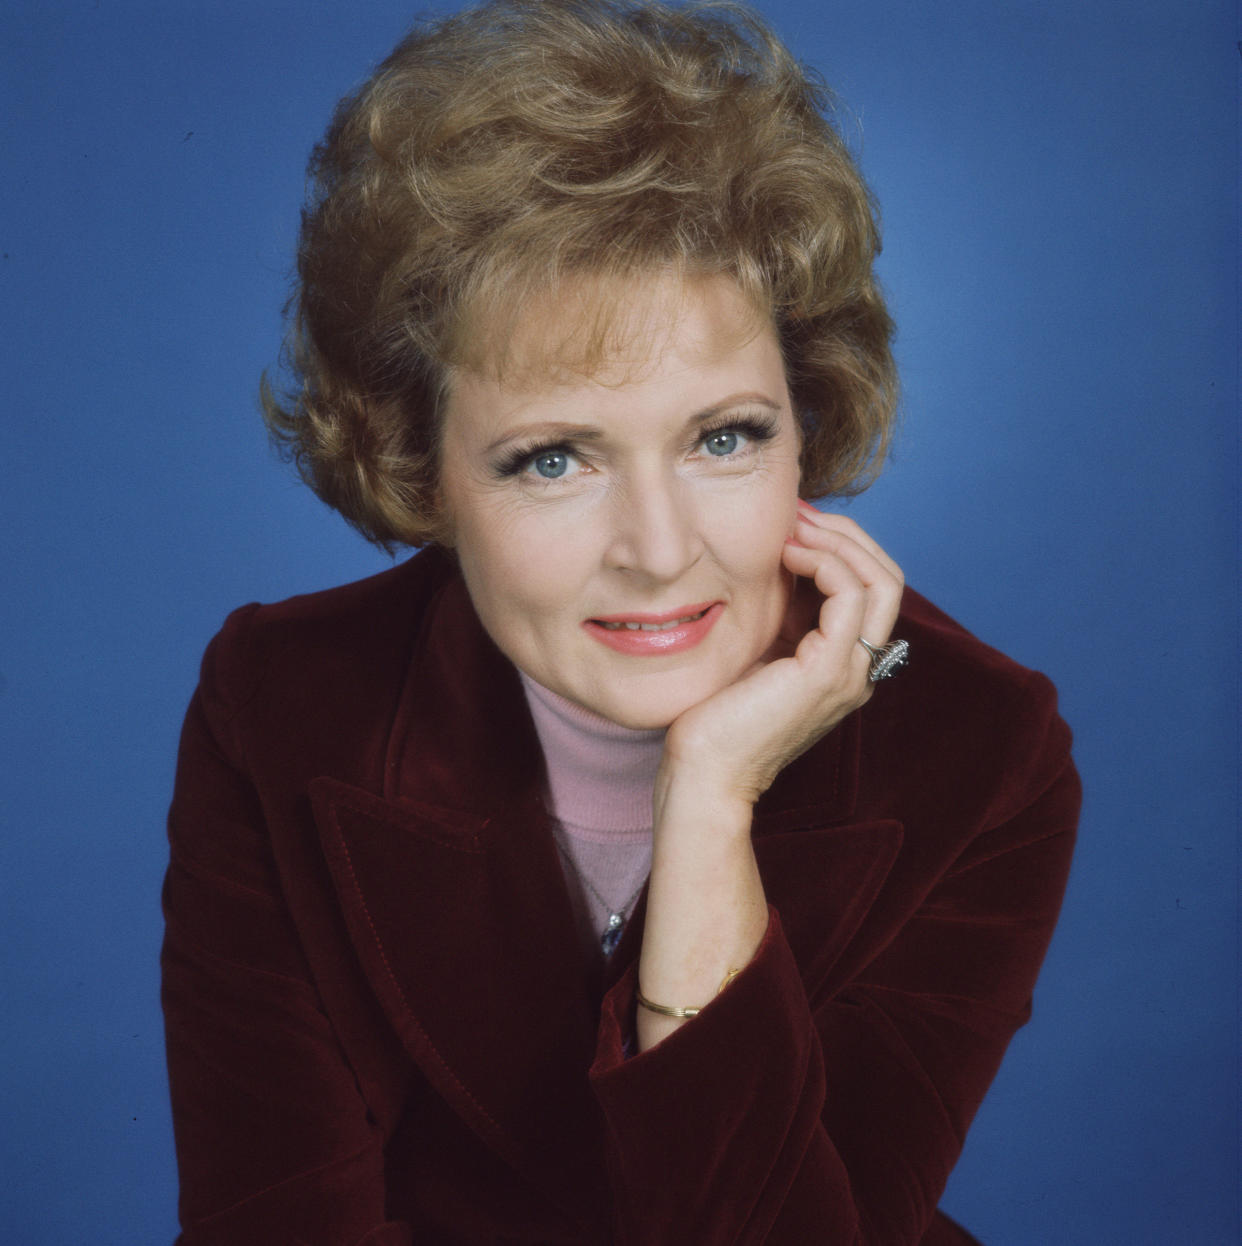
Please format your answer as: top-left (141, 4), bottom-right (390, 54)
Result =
top-left (519, 673), bottom-right (662, 960)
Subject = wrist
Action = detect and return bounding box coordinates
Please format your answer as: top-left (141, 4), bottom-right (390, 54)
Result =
top-left (653, 766), bottom-right (755, 837)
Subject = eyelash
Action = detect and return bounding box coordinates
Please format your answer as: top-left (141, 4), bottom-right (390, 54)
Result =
top-left (493, 414), bottom-right (780, 480)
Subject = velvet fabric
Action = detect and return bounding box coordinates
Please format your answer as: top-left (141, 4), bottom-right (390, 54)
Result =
top-left (162, 546), bottom-right (1078, 1245)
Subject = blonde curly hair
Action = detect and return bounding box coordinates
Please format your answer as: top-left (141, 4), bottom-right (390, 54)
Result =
top-left (263, 0), bottom-right (897, 549)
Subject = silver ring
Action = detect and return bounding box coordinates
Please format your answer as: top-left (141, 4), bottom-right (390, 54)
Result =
top-left (858, 637), bottom-right (909, 682)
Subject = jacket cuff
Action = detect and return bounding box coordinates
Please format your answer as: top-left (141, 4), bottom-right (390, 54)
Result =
top-left (588, 908), bottom-right (829, 1234)
top-left (594, 906), bottom-right (796, 1070)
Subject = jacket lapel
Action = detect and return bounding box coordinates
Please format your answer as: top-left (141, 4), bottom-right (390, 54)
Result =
top-left (753, 818), bottom-right (904, 1001)
top-left (312, 567), bottom-right (607, 1218)
top-left (746, 714), bottom-right (906, 1000)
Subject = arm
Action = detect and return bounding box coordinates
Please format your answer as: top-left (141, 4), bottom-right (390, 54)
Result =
top-left (635, 502), bottom-right (901, 1051)
top-left (162, 610), bottom-right (410, 1246)
top-left (593, 709), bottom-right (1077, 1246)
top-left (591, 509), bottom-right (1079, 1244)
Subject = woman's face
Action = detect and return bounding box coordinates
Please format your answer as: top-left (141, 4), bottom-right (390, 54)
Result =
top-left (438, 273), bottom-right (803, 730)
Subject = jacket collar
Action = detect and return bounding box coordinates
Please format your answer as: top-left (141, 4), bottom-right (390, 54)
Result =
top-left (309, 553), bottom-right (896, 1220)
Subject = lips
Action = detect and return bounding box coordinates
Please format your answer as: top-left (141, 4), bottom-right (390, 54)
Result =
top-left (583, 601), bottom-right (723, 655)
top-left (595, 607), bottom-right (710, 632)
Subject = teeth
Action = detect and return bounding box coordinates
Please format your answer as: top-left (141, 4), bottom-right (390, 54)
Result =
top-left (598, 609), bottom-right (707, 632)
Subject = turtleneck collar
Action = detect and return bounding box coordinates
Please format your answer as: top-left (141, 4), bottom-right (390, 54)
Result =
top-left (518, 672), bottom-right (665, 835)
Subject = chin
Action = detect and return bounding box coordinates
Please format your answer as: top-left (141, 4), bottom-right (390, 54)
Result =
top-left (586, 668), bottom-right (731, 732)
top-left (600, 702), bottom-right (684, 732)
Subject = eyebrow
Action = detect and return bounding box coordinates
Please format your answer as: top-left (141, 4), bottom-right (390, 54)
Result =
top-left (482, 391), bottom-right (783, 455)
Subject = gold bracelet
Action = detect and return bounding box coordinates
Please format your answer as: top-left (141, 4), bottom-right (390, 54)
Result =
top-left (636, 969), bottom-right (742, 1019)
top-left (635, 990), bottom-right (702, 1018)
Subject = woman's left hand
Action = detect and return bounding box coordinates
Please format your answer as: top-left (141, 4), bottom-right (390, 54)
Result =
top-left (638, 503), bottom-right (904, 1047)
top-left (658, 501), bottom-right (905, 812)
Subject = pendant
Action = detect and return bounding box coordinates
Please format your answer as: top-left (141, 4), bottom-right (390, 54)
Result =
top-left (601, 911), bottom-right (624, 956)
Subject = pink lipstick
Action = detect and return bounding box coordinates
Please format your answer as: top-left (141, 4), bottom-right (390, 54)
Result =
top-left (583, 602), bottom-right (722, 656)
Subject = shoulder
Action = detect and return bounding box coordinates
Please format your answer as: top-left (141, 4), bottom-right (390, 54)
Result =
top-left (892, 585), bottom-right (1065, 730)
top-left (896, 587), bottom-right (1048, 690)
top-left (863, 587), bottom-right (1076, 828)
top-left (195, 547), bottom-right (457, 721)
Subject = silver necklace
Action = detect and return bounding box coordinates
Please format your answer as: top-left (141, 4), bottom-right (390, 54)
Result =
top-left (554, 836), bottom-right (648, 955)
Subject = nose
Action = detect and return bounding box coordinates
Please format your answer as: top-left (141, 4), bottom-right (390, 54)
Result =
top-left (603, 469), bottom-right (704, 584)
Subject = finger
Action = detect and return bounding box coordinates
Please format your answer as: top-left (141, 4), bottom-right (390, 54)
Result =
top-left (795, 502), bottom-right (904, 584)
top-left (780, 540), bottom-right (872, 683)
top-left (792, 513), bottom-right (904, 639)
top-left (782, 537), bottom-right (903, 691)
top-left (796, 510), bottom-right (904, 586)
top-left (792, 511), bottom-right (902, 588)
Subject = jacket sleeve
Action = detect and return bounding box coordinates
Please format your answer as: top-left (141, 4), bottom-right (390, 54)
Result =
top-left (161, 609), bottom-right (412, 1246)
top-left (588, 681), bottom-right (1080, 1246)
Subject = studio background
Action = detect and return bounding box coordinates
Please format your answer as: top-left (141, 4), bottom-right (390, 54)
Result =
top-left (2, 1), bottom-right (1236, 1242)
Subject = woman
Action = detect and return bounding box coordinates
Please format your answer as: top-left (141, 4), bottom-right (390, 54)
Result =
top-left (161, 2), bottom-right (1079, 1243)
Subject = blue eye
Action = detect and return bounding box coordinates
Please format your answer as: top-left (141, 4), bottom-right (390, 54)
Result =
top-left (532, 450), bottom-right (570, 478)
top-left (704, 430), bottom-right (740, 456)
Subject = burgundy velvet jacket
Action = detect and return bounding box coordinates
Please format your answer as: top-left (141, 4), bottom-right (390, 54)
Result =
top-left (162, 547), bottom-right (1079, 1246)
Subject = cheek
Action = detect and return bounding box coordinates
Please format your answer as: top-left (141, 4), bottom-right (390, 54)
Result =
top-left (711, 474), bottom-right (799, 580)
top-left (456, 504), bottom-right (590, 623)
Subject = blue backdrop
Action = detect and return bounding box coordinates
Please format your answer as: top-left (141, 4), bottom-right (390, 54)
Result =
top-left (2, 1), bottom-right (1236, 1242)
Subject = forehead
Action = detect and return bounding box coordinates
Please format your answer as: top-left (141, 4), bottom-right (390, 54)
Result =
top-left (447, 269), bottom-right (774, 399)
top-left (440, 274), bottom-right (786, 445)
